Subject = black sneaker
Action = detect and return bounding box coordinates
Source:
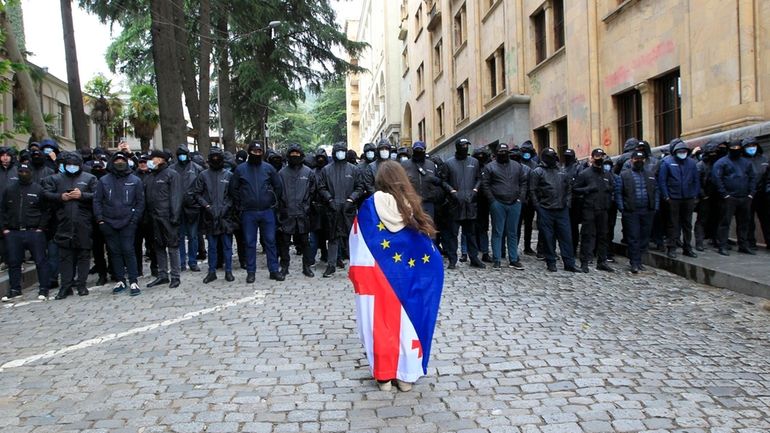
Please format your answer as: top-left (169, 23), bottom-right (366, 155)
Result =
top-left (630, 265), bottom-right (640, 274)
top-left (536, 253), bottom-right (546, 261)
top-left (269, 272), bottom-right (285, 281)
top-left (666, 250), bottom-right (677, 259)
top-left (189, 264), bottom-right (201, 272)
top-left (77, 287), bottom-right (89, 296)
top-left (469, 259), bottom-right (486, 269)
top-left (169, 279), bottom-right (181, 288)
top-left (322, 266), bottom-right (335, 278)
top-left (492, 261), bottom-right (501, 269)
top-left (147, 277), bottom-right (170, 287)
top-left (280, 267), bottom-right (290, 276)
top-left (459, 254), bottom-right (468, 263)
top-left (225, 271), bottom-right (235, 282)
top-left (546, 263), bottom-right (557, 272)
top-left (738, 248), bottom-right (757, 255)
top-left (508, 261), bottom-right (525, 270)
top-left (580, 263), bottom-right (590, 273)
top-left (683, 250), bottom-right (698, 258)
top-left (596, 262), bottom-right (615, 272)
top-left (447, 263), bottom-right (457, 270)
top-left (481, 253), bottom-right (493, 263)
top-left (246, 273), bottom-right (256, 283)
top-left (564, 265), bottom-right (581, 273)
top-left (523, 248), bottom-right (535, 256)
top-left (129, 283), bottom-right (141, 297)
top-left (302, 266), bottom-right (315, 278)
top-left (112, 281), bottom-right (127, 294)
top-left (718, 248), bottom-right (730, 256)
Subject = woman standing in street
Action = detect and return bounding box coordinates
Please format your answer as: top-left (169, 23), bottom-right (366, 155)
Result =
top-left (348, 160), bottom-right (444, 391)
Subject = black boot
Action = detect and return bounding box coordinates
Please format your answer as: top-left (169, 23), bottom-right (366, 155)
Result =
top-left (147, 277), bottom-right (170, 287)
top-left (54, 288), bottom-right (69, 300)
top-left (225, 271), bottom-right (235, 282)
top-left (323, 265), bottom-right (335, 278)
top-left (302, 266), bottom-right (315, 277)
top-left (169, 279), bottom-right (181, 288)
top-left (77, 287), bottom-right (89, 296)
top-left (246, 273), bottom-right (256, 283)
top-left (203, 272), bottom-right (217, 284)
top-left (269, 272), bottom-right (285, 281)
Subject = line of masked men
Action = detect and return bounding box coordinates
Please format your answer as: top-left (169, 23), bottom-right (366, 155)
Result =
top-left (0, 134), bottom-right (766, 301)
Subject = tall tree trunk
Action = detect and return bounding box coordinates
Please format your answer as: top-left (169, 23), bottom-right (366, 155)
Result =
top-left (215, 13), bottom-right (235, 152)
top-left (150, 0), bottom-right (185, 152)
top-left (197, 0), bottom-right (211, 156)
top-left (60, 0), bottom-right (89, 150)
top-left (171, 0), bottom-right (199, 142)
top-left (1, 11), bottom-right (47, 142)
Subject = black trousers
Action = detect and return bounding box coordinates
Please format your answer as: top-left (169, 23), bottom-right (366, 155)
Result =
top-left (6, 230), bottom-right (48, 295)
top-left (135, 220), bottom-right (157, 276)
top-left (91, 224), bottom-right (112, 278)
top-left (569, 201), bottom-right (581, 254)
top-left (667, 198), bottom-right (696, 251)
top-left (748, 193), bottom-right (770, 248)
top-left (580, 208), bottom-right (609, 264)
top-left (718, 197), bottom-right (752, 250)
top-left (694, 196), bottom-right (718, 247)
top-left (278, 232), bottom-right (312, 269)
top-left (517, 203), bottom-right (536, 251)
top-left (60, 247), bottom-right (91, 293)
top-left (447, 219), bottom-right (479, 264)
top-left (234, 228), bottom-right (247, 267)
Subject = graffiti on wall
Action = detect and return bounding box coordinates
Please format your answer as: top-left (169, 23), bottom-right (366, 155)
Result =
top-left (604, 40), bottom-right (675, 89)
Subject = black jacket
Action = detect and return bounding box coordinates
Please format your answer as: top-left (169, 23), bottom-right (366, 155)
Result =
top-left (481, 160), bottom-right (528, 206)
top-left (171, 160), bottom-right (204, 219)
top-left (0, 163), bottom-right (18, 196)
top-left (93, 163), bottom-right (145, 230)
top-left (529, 164), bottom-right (571, 210)
top-left (278, 164), bottom-right (317, 234)
top-left (573, 165), bottom-right (615, 211)
top-left (362, 159), bottom-right (387, 198)
top-left (145, 163), bottom-right (182, 224)
top-left (30, 164), bottom-right (55, 185)
top-left (230, 161), bottom-right (282, 212)
top-left (616, 167), bottom-right (658, 212)
top-left (318, 159), bottom-right (363, 238)
top-left (401, 159), bottom-right (445, 204)
top-left (193, 167), bottom-right (236, 235)
top-left (445, 155), bottom-right (481, 220)
top-left (0, 180), bottom-right (49, 231)
top-left (42, 170), bottom-right (98, 248)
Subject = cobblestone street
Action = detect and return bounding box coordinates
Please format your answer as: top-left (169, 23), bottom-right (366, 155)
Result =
top-left (1, 256), bottom-right (769, 433)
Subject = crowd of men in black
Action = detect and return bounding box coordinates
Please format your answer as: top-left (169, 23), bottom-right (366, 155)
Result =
top-left (0, 133), bottom-right (766, 302)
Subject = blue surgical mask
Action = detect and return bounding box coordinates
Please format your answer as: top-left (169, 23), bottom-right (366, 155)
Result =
top-left (65, 164), bottom-right (79, 174)
top-left (178, 154), bottom-right (188, 162)
top-left (522, 152), bottom-right (532, 160)
top-left (58, 163), bottom-right (65, 173)
top-left (676, 151), bottom-right (688, 160)
top-left (379, 150), bottom-right (390, 160)
top-left (43, 148), bottom-right (53, 155)
top-left (745, 146), bottom-right (757, 156)
top-left (147, 160), bottom-right (156, 170)
top-left (603, 164), bottom-right (612, 173)
top-left (390, 153), bottom-right (397, 160)
top-left (335, 150), bottom-right (347, 161)
top-left (365, 151), bottom-right (375, 160)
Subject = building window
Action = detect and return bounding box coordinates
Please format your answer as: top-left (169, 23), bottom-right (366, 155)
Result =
top-left (433, 38), bottom-right (443, 77)
top-left (553, 0), bottom-right (565, 50)
top-left (55, 102), bottom-right (66, 137)
top-left (535, 127), bottom-right (549, 151)
top-left (486, 45), bottom-right (505, 100)
top-left (532, 9), bottom-right (546, 64)
top-left (436, 103), bottom-right (445, 138)
top-left (456, 80), bottom-right (469, 123)
top-left (617, 88), bottom-right (643, 143)
top-left (453, 3), bottom-right (467, 51)
top-left (418, 118), bottom-right (426, 142)
top-left (656, 70), bottom-right (681, 145)
top-left (554, 118), bottom-right (568, 157)
top-left (416, 62), bottom-right (425, 95)
top-left (402, 46), bottom-right (409, 76)
top-left (414, 4), bottom-right (423, 39)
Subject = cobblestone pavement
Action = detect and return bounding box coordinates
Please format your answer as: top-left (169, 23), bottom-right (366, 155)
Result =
top-left (1, 254), bottom-right (769, 433)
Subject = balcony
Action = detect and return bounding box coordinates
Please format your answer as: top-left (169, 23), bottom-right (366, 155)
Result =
top-left (427, 1), bottom-right (441, 31)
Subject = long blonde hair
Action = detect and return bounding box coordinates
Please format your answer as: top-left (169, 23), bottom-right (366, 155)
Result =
top-left (374, 160), bottom-right (437, 237)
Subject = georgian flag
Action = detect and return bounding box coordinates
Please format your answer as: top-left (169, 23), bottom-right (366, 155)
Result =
top-left (348, 197), bottom-right (444, 382)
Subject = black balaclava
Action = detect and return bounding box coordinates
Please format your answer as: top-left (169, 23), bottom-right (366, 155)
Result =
top-left (247, 142), bottom-right (264, 165)
top-left (728, 140), bottom-right (743, 159)
top-left (209, 148), bottom-right (225, 171)
top-left (541, 148), bottom-right (558, 168)
top-left (412, 142), bottom-right (426, 163)
top-left (563, 149), bottom-right (576, 166)
top-left (315, 148), bottom-right (328, 169)
top-left (346, 149), bottom-right (358, 165)
top-left (455, 139), bottom-right (470, 160)
top-left (235, 150), bottom-right (248, 165)
top-left (31, 149), bottom-right (46, 168)
top-left (287, 144), bottom-right (304, 168)
top-left (496, 144), bottom-right (510, 164)
top-left (716, 142), bottom-right (729, 158)
top-left (473, 148), bottom-right (490, 166)
top-left (18, 165), bottom-right (33, 185)
top-left (268, 151), bottom-right (283, 171)
top-left (510, 145), bottom-right (521, 162)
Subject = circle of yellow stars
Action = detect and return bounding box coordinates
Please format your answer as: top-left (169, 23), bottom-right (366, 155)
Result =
top-left (378, 221), bottom-right (431, 269)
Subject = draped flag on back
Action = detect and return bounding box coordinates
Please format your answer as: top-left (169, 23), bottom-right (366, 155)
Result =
top-left (348, 197), bottom-right (444, 382)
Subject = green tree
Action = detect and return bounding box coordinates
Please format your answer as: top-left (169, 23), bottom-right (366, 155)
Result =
top-left (311, 79), bottom-right (347, 145)
top-left (268, 101), bottom-right (317, 153)
top-left (126, 83), bottom-right (159, 152)
top-left (85, 74), bottom-right (123, 147)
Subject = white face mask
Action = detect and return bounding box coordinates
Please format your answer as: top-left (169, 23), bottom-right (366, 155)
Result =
top-left (400, 156), bottom-right (408, 162)
top-left (379, 150), bottom-right (390, 160)
top-left (335, 150), bottom-right (347, 161)
top-left (390, 153), bottom-right (397, 160)
top-left (365, 151), bottom-right (375, 160)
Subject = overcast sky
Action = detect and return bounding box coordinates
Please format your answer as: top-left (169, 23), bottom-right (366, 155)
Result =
top-left (21, 0), bottom-right (362, 92)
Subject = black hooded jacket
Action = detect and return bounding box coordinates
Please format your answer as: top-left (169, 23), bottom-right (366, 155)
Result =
top-left (145, 161), bottom-right (183, 224)
top-left (318, 143), bottom-right (364, 238)
top-left (0, 147), bottom-right (19, 196)
top-left (0, 176), bottom-right (49, 231)
top-left (445, 153), bottom-right (481, 220)
top-left (171, 144), bottom-right (204, 218)
top-left (93, 154), bottom-right (146, 230)
top-left (192, 149), bottom-right (236, 235)
top-left (42, 153), bottom-right (98, 248)
top-left (574, 164), bottom-right (615, 211)
top-left (529, 162), bottom-right (571, 210)
top-left (278, 145), bottom-right (317, 234)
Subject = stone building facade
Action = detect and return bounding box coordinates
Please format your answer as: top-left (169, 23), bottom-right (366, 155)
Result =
top-left (353, 0), bottom-right (769, 158)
